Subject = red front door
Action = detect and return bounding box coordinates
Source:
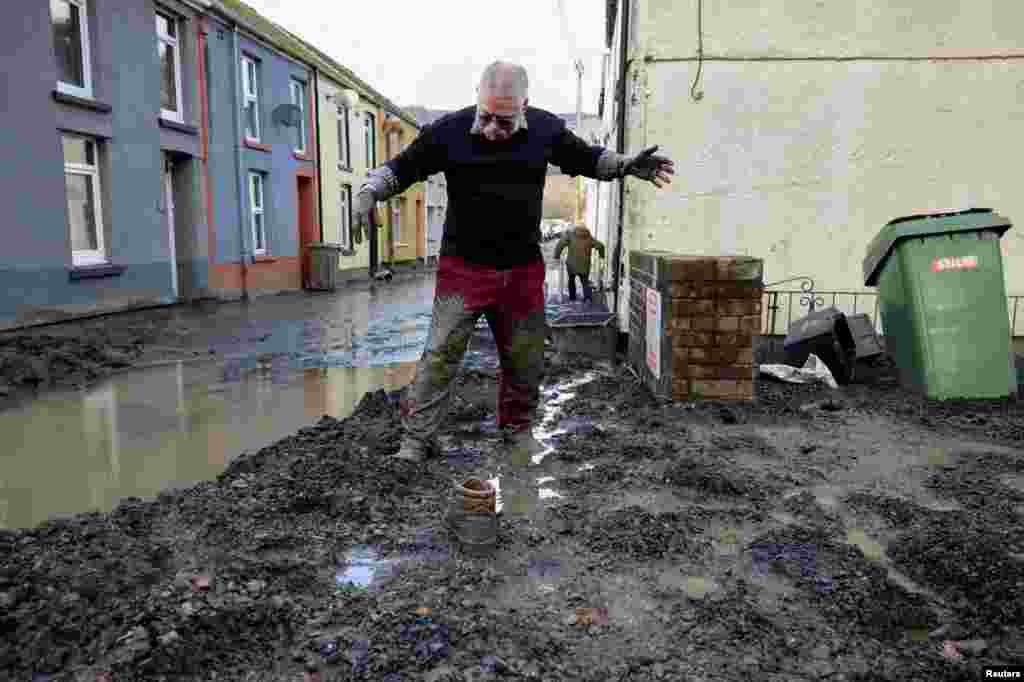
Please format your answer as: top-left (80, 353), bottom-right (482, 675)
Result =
top-left (297, 176), bottom-right (317, 288)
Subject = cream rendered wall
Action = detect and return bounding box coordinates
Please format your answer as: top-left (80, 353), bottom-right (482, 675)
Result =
top-left (616, 0), bottom-right (1024, 313)
top-left (317, 73), bottom-right (372, 276)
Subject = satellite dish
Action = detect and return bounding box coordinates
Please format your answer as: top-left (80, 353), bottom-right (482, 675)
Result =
top-left (271, 103), bottom-right (303, 128)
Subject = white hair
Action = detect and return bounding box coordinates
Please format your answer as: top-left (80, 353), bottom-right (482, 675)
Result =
top-left (478, 61), bottom-right (529, 100)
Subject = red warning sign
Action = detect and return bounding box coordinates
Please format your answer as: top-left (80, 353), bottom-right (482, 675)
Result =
top-left (930, 255), bottom-right (978, 273)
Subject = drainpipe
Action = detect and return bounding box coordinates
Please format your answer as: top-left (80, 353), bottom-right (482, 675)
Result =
top-left (313, 66), bottom-right (324, 243)
top-left (611, 0), bottom-right (631, 321)
top-left (230, 22), bottom-right (249, 301)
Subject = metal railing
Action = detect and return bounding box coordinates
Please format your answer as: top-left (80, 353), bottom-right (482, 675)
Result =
top-left (762, 278), bottom-right (1024, 338)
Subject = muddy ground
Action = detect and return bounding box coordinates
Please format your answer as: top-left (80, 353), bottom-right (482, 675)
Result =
top-left (2, 342), bottom-right (1023, 681)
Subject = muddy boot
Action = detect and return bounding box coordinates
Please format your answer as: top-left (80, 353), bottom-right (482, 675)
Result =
top-left (446, 479), bottom-right (498, 554)
top-left (391, 436), bottom-right (441, 463)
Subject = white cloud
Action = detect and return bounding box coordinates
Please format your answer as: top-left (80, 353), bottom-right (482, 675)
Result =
top-left (239, 0), bottom-right (608, 114)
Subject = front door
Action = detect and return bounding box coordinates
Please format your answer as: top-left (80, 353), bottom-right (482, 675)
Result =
top-left (297, 176), bottom-right (317, 288)
top-left (164, 161), bottom-right (178, 298)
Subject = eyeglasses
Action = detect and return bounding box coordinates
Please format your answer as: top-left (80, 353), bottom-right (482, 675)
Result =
top-left (478, 111), bottom-right (518, 130)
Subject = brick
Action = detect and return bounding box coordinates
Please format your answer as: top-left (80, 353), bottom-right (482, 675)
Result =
top-left (691, 380), bottom-right (737, 399)
top-left (715, 331), bottom-right (755, 348)
top-left (711, 347), bottom-right (741, 364)
top-left (723, 299), bottom-right (762, 316)
top-left (716, 283), bottom-right (764, 300)
top-left (667, 282), bottom-right (700, 298)
top-left (716, 316), bottom-right (740, 332)
top-left (669, 317), bottom-right (692, 331)
top-left (672, 299), bottom-right (716, 317)
top-left (672, 379), bottom-right (690, 396)
top-left (735, 380), bottom-right (755, 399)
top-left (715, 257), bottom-right (764, 283)
top-left (671, 331), bottom-right (713, 348)
top-left (693, 317), bottom-right (716, 331)
top-left (688, 365), bottom-right (721, 379)
top-left (739, 315), bottom-right (762, 333)
top-left (717, 365), bottom-right (754, 380)
top-left (737, 348), bottom-right (754, 365)
top-left (666, 257), bottom-right (717, 282)
top-left (689, 347), bottom-right (709, 362)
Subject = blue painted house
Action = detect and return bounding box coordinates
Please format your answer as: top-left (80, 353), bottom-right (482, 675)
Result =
top-left (0, 0), bottom-right (210, 331)
top-left (202, 0), bottom-right (320, 299)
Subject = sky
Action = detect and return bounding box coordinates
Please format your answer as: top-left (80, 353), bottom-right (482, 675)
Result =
top-left (238, 0), bottom-right (609, 115)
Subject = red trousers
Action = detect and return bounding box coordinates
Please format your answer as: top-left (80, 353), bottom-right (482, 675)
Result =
top-left (401, 256), bottom-right (547, 441)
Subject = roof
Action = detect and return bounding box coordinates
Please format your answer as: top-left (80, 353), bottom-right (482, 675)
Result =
top-left (210, 0), bottom-right (420, 128)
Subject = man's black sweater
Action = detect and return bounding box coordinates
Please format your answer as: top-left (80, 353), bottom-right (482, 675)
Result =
top-left (384, 106), bottom-right (606, 269)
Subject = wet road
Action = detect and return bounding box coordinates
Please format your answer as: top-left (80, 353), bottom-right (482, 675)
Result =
top-left (0, 248), bottom-right (601, 529)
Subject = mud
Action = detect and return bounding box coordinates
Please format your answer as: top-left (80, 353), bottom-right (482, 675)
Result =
top-left (2, 348), bottom-right (1024, 680)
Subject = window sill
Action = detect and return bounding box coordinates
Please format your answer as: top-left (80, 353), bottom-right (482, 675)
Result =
top-left (253, 255), bottom-right (276, 263)
top-left (159, 117), bottom-right (198, 136)
top-left (244, 139), bottom-right (272, 153)
top-left (293, 151), bottom-right (312, 161)
top-left (69, 263), bottom-right (125, 280)
top-left (53, 90), bottom-right (113, 114)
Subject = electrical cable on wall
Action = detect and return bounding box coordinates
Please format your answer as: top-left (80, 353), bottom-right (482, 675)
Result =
top-left (691, 0), bottom-right (704, 101)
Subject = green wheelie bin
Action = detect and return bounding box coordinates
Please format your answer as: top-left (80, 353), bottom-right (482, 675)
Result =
top-left (863, 208), bottom-right (1015, 400)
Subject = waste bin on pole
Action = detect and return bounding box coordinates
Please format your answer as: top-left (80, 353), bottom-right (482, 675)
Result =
top-left (307, 243), bottom-right (344, 291)
top-left (863, 208), bottom-right (1015, 399)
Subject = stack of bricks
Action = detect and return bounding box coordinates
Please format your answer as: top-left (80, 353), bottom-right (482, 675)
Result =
top-left (628, 251), bottom-right (764, 400)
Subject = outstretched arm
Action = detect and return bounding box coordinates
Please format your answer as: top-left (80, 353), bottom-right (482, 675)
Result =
top-left (551, 123), bottom-right (675, 188)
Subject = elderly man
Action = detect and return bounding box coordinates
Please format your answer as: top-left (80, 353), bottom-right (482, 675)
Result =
top-left (354, 61), bottom-right (673, 464)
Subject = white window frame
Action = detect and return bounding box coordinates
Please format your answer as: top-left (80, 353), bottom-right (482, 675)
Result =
top-left (340, 184), bottom-right (352, 249)
top-left (337, 105), bottom-right (350, 169)
top-left (156, 10), bottom-right (184, 123)
top-left (52, 0), bottom-right (93, 99)
top-left (248, 172), bottom-right (266, 256)
top-left (241, 56), bottom-right (261, 142)
top-left (364, 112), bottom-right (375, 169)
top-left (63, 134), bottom-right (106, 266)
top-left (391, 199), bottom-right (402, 244)
top-left (290, 78), bottom-right (307, 154)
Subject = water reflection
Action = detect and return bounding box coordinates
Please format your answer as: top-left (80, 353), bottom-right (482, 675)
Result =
top-left (0, 359), bottom-right (416, 529)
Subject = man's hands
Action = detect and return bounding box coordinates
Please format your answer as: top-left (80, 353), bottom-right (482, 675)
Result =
top-left (353, 189), bottom-right (377, 239)
top-left (623, 146), bottom-right (675, 188)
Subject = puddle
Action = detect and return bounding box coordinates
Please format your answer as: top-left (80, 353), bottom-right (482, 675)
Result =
top-left (529, 373), bottom-right (602, 464)
top-left (577, 463), bottom-right (596, 472)
top-left (336, 546), bottom-right (396, 588)
top-left (0, 359), bottom-right (416, 529)
top-left (539, 488), bottom-right (563, 500)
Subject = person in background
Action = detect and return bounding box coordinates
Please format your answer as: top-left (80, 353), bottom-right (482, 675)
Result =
top-left (554, 224), bottom-right (606, 302)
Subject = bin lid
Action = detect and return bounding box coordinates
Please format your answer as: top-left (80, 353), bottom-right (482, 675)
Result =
top-left (863, 208), bottom-right (1012, 286)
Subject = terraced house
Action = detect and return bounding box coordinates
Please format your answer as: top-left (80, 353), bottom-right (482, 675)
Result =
top-left (199, 0), bottom-right (322, 298)
top-left (0, 0), bottom-right (421, 329)
top-left (314, 51), bottom-right (423, 280)
top-left (0, 0), bottom-right (210, 330)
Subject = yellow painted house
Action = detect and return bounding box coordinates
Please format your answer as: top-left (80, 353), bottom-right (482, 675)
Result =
top-left (381, 115), bottom-right (426, 267)
top-left (315, 73), bottom-right (423, 278)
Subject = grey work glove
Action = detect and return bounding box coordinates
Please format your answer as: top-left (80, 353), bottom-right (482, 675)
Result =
top-left (623, 145), bottom-right (675, 188)
top-left (353, 189), bottom-right (377, 241)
